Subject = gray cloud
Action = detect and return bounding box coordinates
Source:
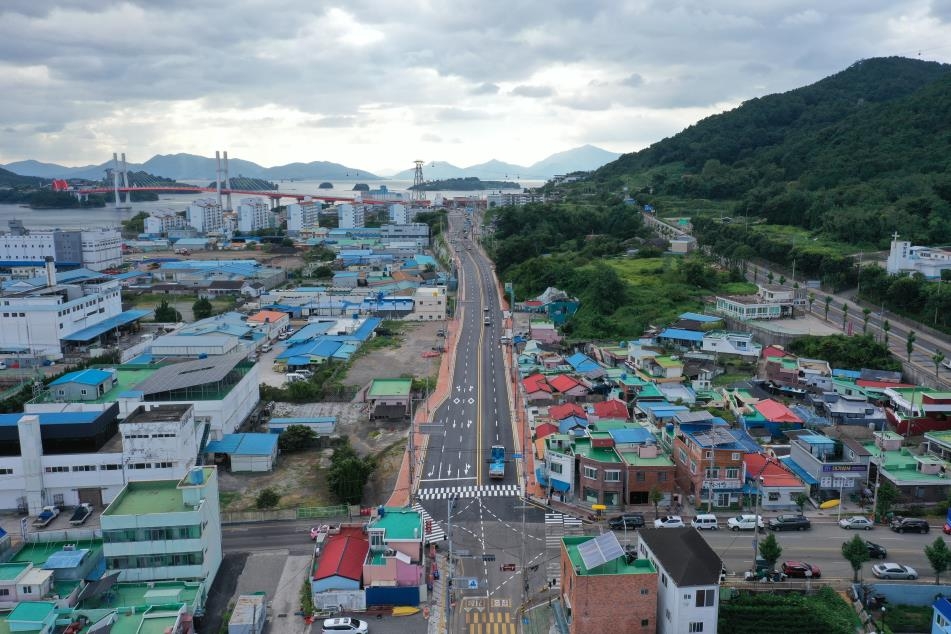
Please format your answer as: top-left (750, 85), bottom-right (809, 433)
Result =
top-left (510, 85), bottom-right (555, 98)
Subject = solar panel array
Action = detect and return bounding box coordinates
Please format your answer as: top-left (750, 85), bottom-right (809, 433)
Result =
top-left (577, 531), bottom-right (625, 571)
top-left (692, 427), bottom-right (736, 448)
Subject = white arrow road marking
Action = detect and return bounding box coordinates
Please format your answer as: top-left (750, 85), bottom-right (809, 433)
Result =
top-left (467, 420), bottom-right (472, 429)
top-left (458, 451), bottom-right (462, 459)
top-left (446, 465), bottom-right (452, 477)
top-left (465, 463), bottom-right (471, 475)
top-left (427, 465), bottom-right (435, 477)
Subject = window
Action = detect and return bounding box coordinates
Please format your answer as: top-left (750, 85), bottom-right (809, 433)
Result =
top-left (44, 466), bottom-right (69, 473)
top-left (636, 471), bottom-right (646, 482)
top-left (641, 619), bottom-right (649, 627)
top-left (689, 623), bottom-right (704, 633)
top-left (156, 462), bottom-right (173, 469)
top-left (704, 467), bottom-right (718, 479)
top-left (604, 470), bottom-right (621, 482)
top-left (583, 466), bottom-right (598, 480)
top-left (689, 460), bottom-right (697, 474)
top-left (0, 468), bottom-right (12, 475)
top-left (695, 589), bottom-right (715, 607)
top-left (678, 448), bottom-right (687, 463)
top-left (658, 472), bottom-right (668, 482)
top-left (103, 464), bottom-right (121, 470)
top-left (704, 451), bottom-right (713, 459)
top-left (0, 588), bottom-right (8, 596)
top-left (72, 465), bottom-right (96, 472)
top-left (640, 588), bottom-right (649, 595)
top-left (726, 468), bottom-right (740, 479)
top-left (22, 586), bottom-right (32, 594)
top-left (129, 463), bottom-right (150, 470)
top-left (549, 462), bottom-right (563, 474)
top-left (768, 492), bottom-right (780, 501)
top-left (661, 573), bottom-right (667, 587)
top-left (732, 452), bottom-right (740, 460)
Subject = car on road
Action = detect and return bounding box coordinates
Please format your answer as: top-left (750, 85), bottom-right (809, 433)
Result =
top-left (839, 516), bottom-right (874, 530)
top-left (781, 561), bottom-right (821, 578)
top-left (872, 563), bottom-right (918, 580)
top-left (890, 517), bottom-right (930, 534)
top-left (727, 514), bottom-right (765, 531)
top-left (653, 515), bottom-right (685, 528)
top-left (864, 541), bottom-right (888, 559)
top-left (768, 515), bottom-right (812, 531)
top-left (608, 513), bottom-right (645, 530)
top-left (320, 617), bottom-right (368, 633)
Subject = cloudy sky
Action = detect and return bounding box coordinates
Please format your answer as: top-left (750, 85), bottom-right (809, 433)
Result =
top-left (2, 1), bottom-right (951, 175)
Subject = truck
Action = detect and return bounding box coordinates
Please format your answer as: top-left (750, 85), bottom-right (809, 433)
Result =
top-left (228, 593), bottom-right (267, 634)
top-left (69, 503), bottom-right (93, 526)
top-left (488, 445), bottom-right (506, 479)
top-left (33, 505), bottom-right (60, 527)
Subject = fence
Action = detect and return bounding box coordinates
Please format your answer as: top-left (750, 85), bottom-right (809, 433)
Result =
top-left (297, 505), bottom-right (350, 520)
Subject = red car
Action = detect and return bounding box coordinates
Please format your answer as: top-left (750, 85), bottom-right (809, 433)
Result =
top-left (781, 561), bottom-right (821, 578)
top-left (944, 523), bottom-right (951, 535)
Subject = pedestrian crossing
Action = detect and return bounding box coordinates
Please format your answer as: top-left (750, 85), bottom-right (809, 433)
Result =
top-left (544, 512), bottom-right (583, 588)
top-left (464, 609), bottom-right (515, 633)
top-left (411, 502), bottom-right (446, 543)
top-left (416, 484), bottom-right (520, 501)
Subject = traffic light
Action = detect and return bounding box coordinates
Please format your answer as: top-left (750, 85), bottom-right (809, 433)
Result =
top-left (425, 519), bottom-right (433, 535)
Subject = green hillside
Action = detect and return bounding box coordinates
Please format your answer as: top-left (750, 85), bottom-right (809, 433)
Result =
top-left (595, 57), bottom-right (951, 249)
top-left (0, 166), bottom-right (46, 188)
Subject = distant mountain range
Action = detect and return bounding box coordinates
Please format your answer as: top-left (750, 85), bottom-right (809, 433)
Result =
top-left (2, 145), bottom-right (619, 183)
top-left (389, 145), bottom-right (620, 180)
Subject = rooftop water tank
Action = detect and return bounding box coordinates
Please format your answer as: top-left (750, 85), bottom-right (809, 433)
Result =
top-left (189, 468), bottom-right (204, 485)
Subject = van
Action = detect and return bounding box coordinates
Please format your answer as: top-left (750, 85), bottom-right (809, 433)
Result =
top-left (286, 372), bottom-right (307, 383)
top-left (260, 343), bottom-right (272, 353)
top-left (691, 514), bottom-right (719, 530)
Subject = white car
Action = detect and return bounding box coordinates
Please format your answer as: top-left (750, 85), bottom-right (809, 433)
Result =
top-left (321, 617), bottom-right (368, 634)
top-left (727, 514), bottom-right (765, 531)
top-left (839, 516), bottom-right (874, 530)
top-left (653, 515), bottom-right (685, 528)
top-left (872, 563), bottom-right (918, 580)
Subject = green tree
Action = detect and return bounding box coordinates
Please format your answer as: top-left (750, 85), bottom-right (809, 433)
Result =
top-left (278, 424), bottom-right (317, 453)
top-left (794, 492), bottom-right (809, 513)
top-left (327, 439), bottom-right (375, 505)
top-left (192, 297), bottom-right (213, 320)
top-left (779, 275), bottom-right (786, 286)
top-left (255, 488), bottom-right (280, 509)
top-left (934, 351), bottom-right (946, 378)
top-left (758, 533), bottom-right (783, 572)
top-left (876, 481), bottom-right (900, 522)
top-left (807, 292), bottom-right (816, 314)
top-left (841, 302), bottom-right (849, 331)
top-left (649, 485), bottom-right (664, 519)
top-left (153, 299), bottom-right (181, 323)
top-left (925, 537), bottom-right (951, 584)
top-left (841, 534), bottom-right (871, 582)
top-left (824, 296), bottom-right (832, 321)
top-left (907, 330), bottom-right (917, 362)
top-left (767, 271), bottom-right (774, 285)
top-left (862, 307), bottom-right (872, 334)
top-left (121, 211), bottom-right (149, 235)
top-left (883, 319), bottom-right (891, 346)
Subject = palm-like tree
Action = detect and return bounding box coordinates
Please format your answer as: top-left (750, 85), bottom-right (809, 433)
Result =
top-left (862, 308), bottom-right (872, 334)
top-left (842, 303), bottom-right (849, 331)
top-left (883, 320), bottom-right (891, 346)
top-left (808, 293), bottom-right (816, 314)
top-left (934, 351), bottom-right (947, 379)
top-left (907, 331), bottom-right (917, 362)
top-left (824, 296), bottom-right (832, 321)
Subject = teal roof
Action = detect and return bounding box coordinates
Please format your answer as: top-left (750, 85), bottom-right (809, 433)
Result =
top-left (371, 507), bottom-right (422, 540)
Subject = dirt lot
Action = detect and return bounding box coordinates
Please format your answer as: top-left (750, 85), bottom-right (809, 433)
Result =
top-left (218, 320), bottom-right (447, 510)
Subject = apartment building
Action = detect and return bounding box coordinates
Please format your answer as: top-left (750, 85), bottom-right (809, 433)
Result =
top-left (186, 198), bottom-right (224, 234)
top-left (235, 197), bottom-right (272, 233)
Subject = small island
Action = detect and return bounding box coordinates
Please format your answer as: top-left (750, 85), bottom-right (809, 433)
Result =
top-left (352, 183), bottom-right (370, 192)
top-left (207, 176), bottom-right (278, 191)
top-left (410, 176), bottom-right (521, 191)
top-left (318, 182), bottom-right (334, 189)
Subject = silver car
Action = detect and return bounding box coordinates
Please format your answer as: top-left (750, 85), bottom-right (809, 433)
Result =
top-left (872, 563), bottom-right (918, 580)
top-left (838, 516), bottom-right (874, 530)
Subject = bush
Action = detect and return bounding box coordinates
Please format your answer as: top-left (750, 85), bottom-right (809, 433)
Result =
top-left (255, 488), bottom-right (280, 509)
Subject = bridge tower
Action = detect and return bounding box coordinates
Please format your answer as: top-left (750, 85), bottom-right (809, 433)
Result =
top-left (412, 160), bottom-right (425, 201)
top-left (215, 151), bottom-right (224, 210)
top-left (111, 152), bottom-right (131, 209)
top-left (121, 153), bottom-right (130, 192)
top-left (112, 153), bottom-right (120, 207)
top-left (222, 151), bottom-right (233, 211)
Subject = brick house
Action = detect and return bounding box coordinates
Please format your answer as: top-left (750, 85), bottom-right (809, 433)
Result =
top-left (672, 424), bottom-right (759, 509)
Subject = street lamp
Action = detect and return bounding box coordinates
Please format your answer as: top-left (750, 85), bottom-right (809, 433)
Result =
top-left (880, 605), bottom-right (886, 633)
top-left (751, 475), bottom-right (765, 576)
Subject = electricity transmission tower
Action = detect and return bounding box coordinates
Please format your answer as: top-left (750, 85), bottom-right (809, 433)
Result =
top-left (412, 160), bottom-right (425, 201)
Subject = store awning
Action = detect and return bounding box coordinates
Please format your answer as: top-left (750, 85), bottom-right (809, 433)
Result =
top-left (780, 456), bottom-right (819, 486)
top-left (536, 467), bottom-right (571, 492)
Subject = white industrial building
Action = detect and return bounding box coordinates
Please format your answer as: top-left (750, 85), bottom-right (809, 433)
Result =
top-left (236, 197), bottom-right (273, 233)
top-left (287, 198), bottom-right (322, 235)
top-left (886, 233), bottom-right (951, 279)
top-left (0, 221), bottom-right (121, 272)
top-left (410, 286), bottom-right (447, 320)
top-left (388, 204), bottom-right (408, 224)
top-left (337, 203), bottom-right (365, 229)
top-left (186, 198), bottom-right (225, 234)
top-left (379, 223), bottom-right (430, 247)
top-left (101, 465), bottom-right (222, 583)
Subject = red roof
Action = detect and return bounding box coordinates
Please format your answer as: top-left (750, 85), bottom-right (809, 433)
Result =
top-left (548, 375), bottom-right (581, 393)
top-left (549, 402), bottom-right (587, 421)
top-left (521, 373), bottom-right (552, 394)
top-left (856, 380), bottom-right (915, 389)
top-left (593, 400), bottom-right (628, 420)
top-left (754, 399), bottom-right (802, 424)
top-left (248, 310), bottom-right (287, 323)
top-left (762, 345), bottom-right (790, 359)
top-left (524, 300), bottom-right (543, 307)
top-left (744, 453), bottom-right (802, 487)
top-left (314, 534), bottom-right (369, 582)
top-left (534, 422), bottom-right (558, 439)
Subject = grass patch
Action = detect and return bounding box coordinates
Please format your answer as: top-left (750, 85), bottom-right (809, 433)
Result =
top-left (713, 373), bottom-right (751, 387)
top-left (218, 491), bottom-right (240, 510)
top-left (882, 604), bottom-right (932, 633)
top-left (719, 281), bottom-right (758, 295)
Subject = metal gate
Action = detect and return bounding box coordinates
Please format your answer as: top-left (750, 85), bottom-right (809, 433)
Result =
top-left (77, 488), bottom-right (103, 507)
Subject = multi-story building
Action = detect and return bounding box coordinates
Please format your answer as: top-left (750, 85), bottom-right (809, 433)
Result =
top-left (886, 233), bottom-right (951, 279)
top-left (783, 431), bottom-right (871, 499)
top-left (560, 534), bottom-right (657, 634)
top-left (287, 198), bottom-right (321, 235)
top-left (101, 465), bottom-right (222, 583)
top-left (637, 527), bottom-right (722, 634)
top-left (379, 223), bottom-right (430, 247)
top-left (410, 286), bottom-right (447, 320)
top-left (715, 283), bottom-right (804, 321)
top-left (186, 198), bottom-right (224, 234)
top-left (144, 209), bottom-right (188, 236)
top-left (235, 197), bottom-right (272, 233)
top-left (671, 424), bottom-right (758, 509)
top-left (337, 203), bottom-right (365, 229)
top-left (0, 221), bottom-right (121, 271)
top-left (388, 204), bottom-right (408, 224)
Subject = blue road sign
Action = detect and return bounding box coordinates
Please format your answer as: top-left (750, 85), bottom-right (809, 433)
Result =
top-left (512, 453), bottom-right (523, 459)
top-left (467, 578), bottom-right (479, 590)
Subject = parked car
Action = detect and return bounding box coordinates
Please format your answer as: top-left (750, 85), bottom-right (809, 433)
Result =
top-left (864, 541), bottom-right (888, 559)
top-left (944, 522), bottom-right (951, 536)
top-left (260, 343), bottom-right (272, 353)
top-left (781, 561), bottom-right (821, 578)
top-left (768, 515), bottom-right (812, 531)
top-left (727, 514), bottom-right (765, 531)
top-left (872, 563), bottom-right (918, 580)
top-left (691, 514), bottom-right (720, 530)
top-left (839, 516), bottom-right (874, 530)
top-left (295, 368), bottom-right (314, 378)
top-left (653, 515), bottom-right (685, 528)
top-left (890, 517), bottom-right (930, 534)
top-left (608, 513), bottom-right (645, 530)
top-left (321, 617), bottom-right (368, 633)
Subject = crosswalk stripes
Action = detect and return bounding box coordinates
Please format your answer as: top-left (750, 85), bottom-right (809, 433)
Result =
top-left (415, 484), bottom-right (520, 501)
top-left (411, 502), bottom-right (447, 543)
top-left (543, 512), bottom-right (583, 589)
top-left (465, 609), bottom-right (515, 633)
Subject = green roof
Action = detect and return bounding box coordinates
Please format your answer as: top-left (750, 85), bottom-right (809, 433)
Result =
top-left (619, 451), bottom-right (674, 467)
top-left (654, 356), bottom-right (682, 368)
top-left (367, 378), bottom-right (412, 398)
top-left (573, 438), bottom-right (621, 463)
top-left (863, 442), bottom-right (950, 483)
top-left (371, 507), bottom-right (422, 540)
top-left (138, 613), bottom-right (181, 634)
top-left (7, 601), bottom-right (55, 622)
top-left (105, 480), bottom-right (186, 516)
top-left (0, 562), bottom-right (29, 581)
top-left (11, 540), bottom-right (103, 567)
top-left (563, 536), bottom-right (656, 576)
top-left (636, 383), bottom-right (664, 399)
top-left (78, 581), bottom-right (202, 612)
top-left (588, 420), bottom-right (629, 431)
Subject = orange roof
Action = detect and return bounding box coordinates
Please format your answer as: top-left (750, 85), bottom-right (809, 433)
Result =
top-left (522, 373), bottom-right (552, 394)
top-left (549, 375), bottom-right (581, 392)
top-left (248, 310), bottom-right (287, 323)
top-left (754, 399), bottom-right (802, 424)
top-left (593, 400), bottom-right (628, 420)
top-left (534, 422), bottom-right (558, 439)
top-left (549, 402), bottom-right (586, 421)
top-left (744, 453), bottom-right (802, 488)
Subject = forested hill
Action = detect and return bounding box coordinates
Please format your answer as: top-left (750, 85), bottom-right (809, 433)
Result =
top-left (0, 166), bottom-right (46, 188)
top-left (594, 57), bottom-right (951, 247)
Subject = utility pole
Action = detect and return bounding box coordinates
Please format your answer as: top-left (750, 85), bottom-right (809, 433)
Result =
top-left (446, 495), bottom-right (456, 628)
top-left (408, 397), bottom-right (415, 498)
top-left (706, 448), bottom-right (715, 512)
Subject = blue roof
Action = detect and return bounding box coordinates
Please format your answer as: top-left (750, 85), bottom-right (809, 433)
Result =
top-left (205, 433), bottom-right (278, 456)
top-left (277, 339), bottom-right (344, 360)
top-left (268, 417), bottom-right (336, 435)
top-left (287, 322), bottom-right (333, 343)
top-left (934, 597), bottom-right (951, 621)
top-left (43, 549), bottom-right (89, 569)
top-left (0, 411), bottom-right (101, 427)
top-left (111, 271), bottom-right (148, 281)
top-left (680, 312), bottom-right (721, 322)
top-left (49, 369), bottom-right (113, 387)
top-left (780, 457), bottom-right (819, 485)
top-left (658, 328), bottom-right (704, 342)
top-left (566, 352), bottom-right (601, 373)
top-left (609, 428), bottom-right (655, 444)
top-left (798, 433), bottom-right (834, 445)
top-left (61, 309), bottom-right (152, 342)
top-left (832, 369), bottom-right (862, 379)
